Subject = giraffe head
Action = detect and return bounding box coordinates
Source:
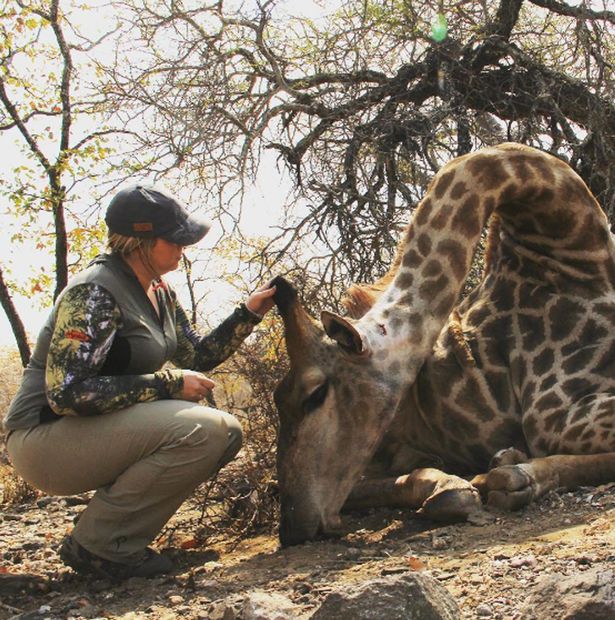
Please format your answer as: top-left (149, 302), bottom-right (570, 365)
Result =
top-left (272, 276), bottom-right (402, 546)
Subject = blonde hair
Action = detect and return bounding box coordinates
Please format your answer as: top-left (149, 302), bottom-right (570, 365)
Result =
top-left (107, 232), bottom-right (159, 276)
top-left (107, 232), bottom-right (156, 256)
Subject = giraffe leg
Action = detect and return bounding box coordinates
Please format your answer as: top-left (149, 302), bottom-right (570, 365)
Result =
top-left (470, 447), bottom-right (529, 498)
top-left (485, 452), bottom-right (615, 510)
top-left (344, 468), bottom-right (482, 522)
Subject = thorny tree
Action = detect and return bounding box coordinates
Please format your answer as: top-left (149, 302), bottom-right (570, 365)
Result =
top-left (106, 0), bottom-right (614, 296)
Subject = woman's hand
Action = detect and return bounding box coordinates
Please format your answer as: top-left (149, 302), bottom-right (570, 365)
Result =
top-left (180, 370), bottom-right (216, 402)
top-left (246, 282), bottom-right (277, 318)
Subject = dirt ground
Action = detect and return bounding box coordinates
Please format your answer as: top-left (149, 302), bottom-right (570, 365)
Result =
top-left (1, 482), bottom-right (614, 620)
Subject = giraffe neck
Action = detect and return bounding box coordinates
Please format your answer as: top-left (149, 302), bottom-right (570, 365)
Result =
top-left (356, 143), bottom-right (603, 390)
top-left (360, 181), bottom-right (494, 379)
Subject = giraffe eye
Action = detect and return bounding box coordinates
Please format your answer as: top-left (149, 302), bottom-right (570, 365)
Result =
top-left (302, 381), bottom-right (329, 415)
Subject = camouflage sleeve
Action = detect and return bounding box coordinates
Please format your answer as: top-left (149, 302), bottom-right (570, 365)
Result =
top-left (46, 283), bottom-right (184, 417)
top-left (171, 299), bottom-right (261, 372)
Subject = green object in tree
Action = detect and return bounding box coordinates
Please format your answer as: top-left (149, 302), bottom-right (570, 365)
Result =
top-left (431, 13), bottom-right (448, 42)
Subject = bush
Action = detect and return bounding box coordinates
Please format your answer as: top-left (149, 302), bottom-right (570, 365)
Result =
top-left (161, 317), bottom-right (287, 547)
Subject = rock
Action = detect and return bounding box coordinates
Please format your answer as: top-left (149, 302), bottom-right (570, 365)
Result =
top-left (310, 572), bottom-right (460, 620)
top-left (520, 568), bottom-right (614, 619)
top-left (207, 600), bottom-right (240, 620)
top-left (475, 603), bottom-right (493, 617)
top-left (242, 591), bottom-right (303, 619)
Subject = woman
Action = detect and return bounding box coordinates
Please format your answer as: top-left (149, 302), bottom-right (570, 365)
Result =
top-left (3, 185), bottom-right (276, 579)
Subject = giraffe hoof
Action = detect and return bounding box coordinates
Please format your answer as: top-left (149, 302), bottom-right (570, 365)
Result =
top-left (417, 486), bottom-right (482, 523)
top-left (485, 464), bottom-right (536, 511)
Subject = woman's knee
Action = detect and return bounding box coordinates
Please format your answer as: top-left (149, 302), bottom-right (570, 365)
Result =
top-left (219, 412), bottom-right (243, 466)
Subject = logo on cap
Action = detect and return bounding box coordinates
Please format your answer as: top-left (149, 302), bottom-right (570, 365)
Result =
top-left (132, 222), bottom-right (154, 232)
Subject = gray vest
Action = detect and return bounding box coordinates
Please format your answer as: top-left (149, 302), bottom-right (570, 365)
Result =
top-left (4, 254), bottom-right (178, 430)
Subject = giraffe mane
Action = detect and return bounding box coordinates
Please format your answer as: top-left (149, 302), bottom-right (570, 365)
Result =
top-left (342, 226), bottom-right (408, 319)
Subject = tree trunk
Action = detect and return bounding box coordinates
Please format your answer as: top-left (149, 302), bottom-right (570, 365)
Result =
top-left (0, 266), bottom-right (31, 366)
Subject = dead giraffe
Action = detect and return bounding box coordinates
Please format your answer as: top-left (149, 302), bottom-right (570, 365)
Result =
top-left (272, 143), bottom-right (615, 547)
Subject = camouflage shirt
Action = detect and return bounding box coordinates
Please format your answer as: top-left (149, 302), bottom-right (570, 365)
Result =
top-left (4, 254), bottom-right (261, 429)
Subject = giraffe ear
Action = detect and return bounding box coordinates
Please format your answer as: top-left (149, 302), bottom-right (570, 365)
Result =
top-left (321, 311), bottom-right (366, 354)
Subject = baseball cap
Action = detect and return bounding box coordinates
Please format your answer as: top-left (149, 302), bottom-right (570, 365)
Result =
top-left (105, 185), bottom-right (211, 246)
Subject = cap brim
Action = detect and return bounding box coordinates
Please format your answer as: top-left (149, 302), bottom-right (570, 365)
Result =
top-left (162, 217), bottom-right (211, 246)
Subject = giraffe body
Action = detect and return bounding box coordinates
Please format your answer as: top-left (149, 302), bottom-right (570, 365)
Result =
top-left (272, 143), bottom-right (615, 546)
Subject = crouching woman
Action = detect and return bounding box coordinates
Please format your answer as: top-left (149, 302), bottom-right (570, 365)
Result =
top-left (3, 185), bottom-right (276, 579)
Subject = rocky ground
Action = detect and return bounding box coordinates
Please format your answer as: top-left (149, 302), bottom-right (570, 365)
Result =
top-left (1, 482), bottom-right (614, 619)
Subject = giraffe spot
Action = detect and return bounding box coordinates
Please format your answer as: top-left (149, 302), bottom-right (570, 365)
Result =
top-left (518, 283), bottom-right (550, 309)
top-left (419, 273), bottom-right (449, 301)
top-left (535, 392), bottom-right (564, 412)
top-left (456, 376), bottom-right (495, 421)
top-left (434, 169), bottom-right (456, 199)
top-left (570, 397), bottom-right (597, 423)
top-left (467, 155), bottom-right (509, 189)
top-left (450, 181), bottom-right (468, 200)
top-left (374, 349), bottom-right (390, 361)
top-left (572, 212), bottom-right (608, 253)
top-left (593, 301), bottom-right (615, 323)
top-left (398, 291), bottom-right (414, 307)
top-left (532, 348), bottom-right (554, 376)
top-left (421, 259), bottom-right (442, 279)
top-left (562, 347), bottom-right (596, 375)
top-left (388, 360), bottom-right (401, 376)
top-left (539, 375), bottom-right (557, 392)
top-left (519, 313), bottom-right (545, 351)
top-left (544, 410), bottom-right (567, 434)
top-left (494, 279), bottom-right (515, 312)
top-left (430, 207), bottom-right (451, 230)
top-left (549, 298), bottom-right (584, 341)
top-left (452, 194), bottom-right (481, 237)
top-left (510, 356), bottom-right (527, 386)
top-left (485, 370), bottom-right (512, 412)
top-left (402, 249), bottom-right (422, 268)
top-left (417, 233), bottom-right (432, 256)
top-left (483, 315), bottom-right (513, 365)
top-left (562, 424), bottom-right (585, 443)
top-left (561, 177), bottom-right (593, 205)
top-left (436, 239), bottom-right (467, 281)
top-left (467, 304), bottom-right (490, 327)
top-left (532, 157), bottom-right (556, 184)
top-left (579, 318), bottom-right (609, 346)
top-left (509, 153), bottom-right (533, 183)
top-left (522, 413), bottom-right (538, 438)
top-left (441, 403), bottom-right (480, 438)
top-left (562, 377), bottom-right (596, 399)
top-left (539, 208), bottom-right (577, 238)
top-left (487, 419), bottom-right (523, 450)
top-left (433, 293), bottom-right (456, 318)
top-left (600, 429), bottom-right (612, 441)
top-left (395, 270), bottom-right (414, 290)
top-left (414, 198), bottom-right (433, 226)
top-left (408, 312), bottom-right (423, 328)
top-left (390, 316), bottom-right (403, 333)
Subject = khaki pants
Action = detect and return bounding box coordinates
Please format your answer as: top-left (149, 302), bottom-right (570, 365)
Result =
top-left (6, 400), bottom-right (242, 563)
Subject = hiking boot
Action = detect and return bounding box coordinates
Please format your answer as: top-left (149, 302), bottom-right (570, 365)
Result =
top-left (59, 535), bottom-right (174, 580)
